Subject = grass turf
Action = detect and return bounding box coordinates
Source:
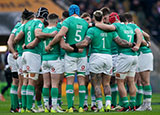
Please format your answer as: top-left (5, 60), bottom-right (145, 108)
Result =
top-left (0, 82), bottom-right (160, 114)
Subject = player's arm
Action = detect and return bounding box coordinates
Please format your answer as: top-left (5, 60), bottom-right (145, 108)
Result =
top-left (24, 38), bottom-right (40, 49)
top-left (113, 36), bottom-right (133, 48)
top-left (49, 27), bottom-right (68, 47)
top-left (35, 29), bottom-right (57, 39)
top-left (7, 34), bottom-right (18, 59)
top-left (142, 31), bottom-right (150, 41)
top-left (14, 31), bottom-right (24, 44)
top-left (135, 28), bottom-right (143, 47)
top-left (75, 36), bottom-right (91, 48)
top-left (95, 23), bottom-right (116, 31)
top-left (60, 39), bottom-right (74, 52)
top-left (132, 28), bottom-right (143, 51)
top-left (7, 34), bottom-right (16, 53)
top-left (45, 26), bottom-right (68, 52)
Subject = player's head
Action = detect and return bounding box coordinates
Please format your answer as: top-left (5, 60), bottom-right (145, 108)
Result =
top-left (21, 9), bottom-right (34, 21)
top-left (62, 11), bottom-right (69, 21)
top-left (48, 13), bottom-right (59, 24)
top-left (109, 12), bottom-right (120, 24)
top-left (100, 7), bottom-right (111, 24)
top-left (123, 12), bottom-right (133, 23)
top-left (69, 4), bottom-right (80, 16)
top-left (36, 7), bottom-right (49, 21)
top-left (81, 12), bottom-right (91, 24)
top-left (93, 10), bottom-right (103, 22)
top-left (119, 14), bottom-right (127, 23)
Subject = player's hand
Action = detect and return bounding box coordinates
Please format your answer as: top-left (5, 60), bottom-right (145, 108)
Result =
top-left (78, 48), bottom-right (84, 53)
top-left (45, 45), bottom-right (51, 53)
top-left (13, 52), bottom-right (18, 59)
top-left (148, 41), bottom-right (151, 47)
top-left (131, 45), bottom-right (139, 52)
top-left (51, 31), bottom-right (58, 37)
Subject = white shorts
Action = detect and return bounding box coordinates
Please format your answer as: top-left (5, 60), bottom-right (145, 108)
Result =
top-left (64, 55), bottom-right (87, 73)
top-left (137, 52), bottom-right (153, 72)
top-left (61, 59), bottom-right (65, 73)
top-left (89, 53), bottom-right (113, 75)
top-left (42, 59), bottom-right (63, 74)
top-left (17, 56), bottom-right (23, 75)
top-left (85, 62), bottom-right (90, 76)
top-left (116, 53), bottom-right (138, 79)
top-left (22, 52), bottom-right (41, 73)
top-left (112, 54), bottom-right (118, 73)
top-left (7, 53), bottom-right (18, 72)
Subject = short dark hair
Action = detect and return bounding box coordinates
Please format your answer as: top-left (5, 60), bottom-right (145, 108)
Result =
top-left (48, 13), bottom-right (59, 20)
top-left (81, 12), bottom-right (91, 18)
top-left (100, 7), bottom-right (110, 16)
top-left (62, 11), bottom-right (69, 18)
top-left (119, 14), bottom-right (127, 22)
top-left (93, 10), bottom-right (103, 22)
top-left (124, 12), bottom-right (133, 22)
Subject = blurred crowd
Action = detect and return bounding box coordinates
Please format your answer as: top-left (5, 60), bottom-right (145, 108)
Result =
top-left (55, 0), bottom-right (160, 42)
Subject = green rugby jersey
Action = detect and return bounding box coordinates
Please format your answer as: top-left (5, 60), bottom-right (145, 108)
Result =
top-left (113, 22), bottom-right (137, 56)
top-left (127, 23), bottom-right (152, 54)
top-left (86, 26), bottom-right (118, 54)
top-left (15, 24), bottom-right (25, 56)
top-left (62, 16), bottom-right (88, 57)
top-left (22, 19), bottom-right (44, 54)
top-left (11, 22), bottom-right (22, 35)
top-left (42, 26), bottom-right (60, 61)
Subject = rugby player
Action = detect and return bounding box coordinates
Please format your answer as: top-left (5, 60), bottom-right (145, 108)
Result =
top-left (45, 4), bottom-right (88, 112)
top-left (124, 13), bottom-right (153, 111)
top-left (95, 12), bottom-right (142, 111)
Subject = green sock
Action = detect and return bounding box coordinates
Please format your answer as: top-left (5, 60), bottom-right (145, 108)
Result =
top-left (136, 86), bottom-right (143, 106)
top-left (42, 88), bottom-right (49, 107)
top-left (21, 85), bottom-right (27, 109)
top-left (18, 98), bottom-right (22, 108)
top-left (26, 85), bottom-right (35, 110)
top-left (122, 97), bottom-right (129, 108)
top-left (51, 88), bottom-right (58, 109)
top-left (129, 96), bottom-right (136, 108)
top-left (105, 95), bottom-right (112, 107)
top-left (57, 93), bottom-right (61, 106)
top-left (143, 85), bottom-right (152, 102)
top-left (118, 92), bottom-right (123, 106)
top-left (96, 97), bottom-right (103, 109)
top-left (10, 85), bottom-right (18, 109)
top-left (111, 84), bottom-right (118, 106)
top-left (91, 85), bottom-right (96, 106)
top-left (66, 85), bottom-right (73, 109)
top-left (79, 85), bottom-right (86, 108)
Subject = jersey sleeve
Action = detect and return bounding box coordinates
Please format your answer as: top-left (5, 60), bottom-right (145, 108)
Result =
top-left (11, 23), bottom-right (21, 35)
top-left (86, 28), bottom-right (94, 40)
top-left (112, 31), bottom-right (119, 39)
top-left (112, 23), bottom-right (119, 30)
top-left (35, 21), bottom-right (44, 30)
top-left (62, 18), bottom-right (70, 28)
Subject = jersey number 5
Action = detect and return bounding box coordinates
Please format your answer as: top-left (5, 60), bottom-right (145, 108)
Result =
top-left (75, 30), bottom-right (82, 42)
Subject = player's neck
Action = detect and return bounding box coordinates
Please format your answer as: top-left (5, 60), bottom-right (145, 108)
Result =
top-left (48, 23), bottom-right (56, 27)
top-left (95, 20), bottom-right (103, 24)
top-left (71, 14), bottom-right (79, 17)
top-left (36, 18), bottom-right (44, 23)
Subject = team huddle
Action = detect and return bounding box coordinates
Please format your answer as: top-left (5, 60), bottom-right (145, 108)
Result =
top-left (7, 4), bottom-right (153, 113)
